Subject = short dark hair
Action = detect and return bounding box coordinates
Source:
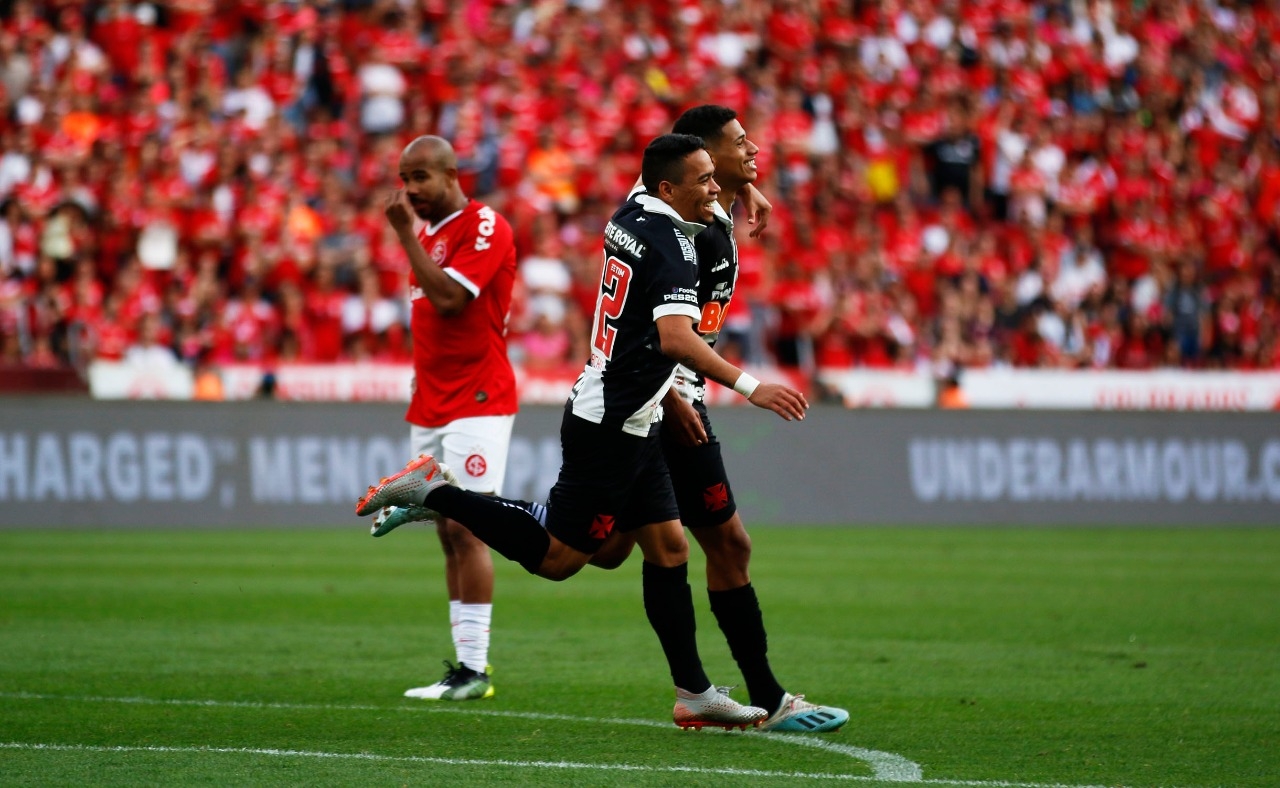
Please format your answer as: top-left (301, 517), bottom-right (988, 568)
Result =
top-left (671, 105), bottom-right (738, 143)
top-left (640, 134), bottom-right (707, 193)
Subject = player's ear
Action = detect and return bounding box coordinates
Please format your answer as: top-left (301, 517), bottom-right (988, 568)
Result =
top-left (656, 179), bottom-right (677, 202)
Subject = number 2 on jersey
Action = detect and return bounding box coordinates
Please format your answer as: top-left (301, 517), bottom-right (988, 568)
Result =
top-left (592, 256), bottom-right (633, 358)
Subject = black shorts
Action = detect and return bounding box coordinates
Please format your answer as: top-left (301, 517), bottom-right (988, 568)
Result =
top-left (660, 401), bottom-right (738, 529)
top-left (546, 412), bottom-right (680, 554)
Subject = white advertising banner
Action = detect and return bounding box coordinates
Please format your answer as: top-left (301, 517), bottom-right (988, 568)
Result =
top-left (90, 362), bottom-right (1280, 412)
top-left (88, 360), bottom-right (194, 400)
top-left (270, 364), bottom-right (413, 402)
top-left (815, 369), bottom-right (936, 408)
top-left (102, 362), bottom-right (813, 406)
top-left (961, 370), bottom-right (1280, 411)
top-left (219, 364), bottom-right (270, 400)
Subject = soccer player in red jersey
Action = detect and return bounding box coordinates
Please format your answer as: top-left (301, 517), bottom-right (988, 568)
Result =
top-left (372, 136), bottom-right (518, 702)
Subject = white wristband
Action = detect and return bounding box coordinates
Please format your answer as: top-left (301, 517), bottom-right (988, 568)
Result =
top-left (732, 372), bottom-right (760, 398)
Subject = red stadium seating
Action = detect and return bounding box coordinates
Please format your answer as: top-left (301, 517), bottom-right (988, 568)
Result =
top-left (2, 0), bottom-right (1278, 392)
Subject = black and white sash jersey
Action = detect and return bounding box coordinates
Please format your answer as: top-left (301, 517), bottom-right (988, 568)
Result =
top-left (569, 193), bottom-right (706, 436)
top-left (672, 198), bottom-right (739, 403)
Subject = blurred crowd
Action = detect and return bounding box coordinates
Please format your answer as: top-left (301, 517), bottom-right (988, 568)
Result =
top-left (4, 0), bottom-right (1280, 394)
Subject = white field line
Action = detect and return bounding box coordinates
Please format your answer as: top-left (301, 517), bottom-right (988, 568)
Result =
top-left (0, 692), bottom-right (1137, 788)
top-left (0, 690), bottom-right (917, 780)
top-left (0, 742), bottom-right (1131, 788)
top-left (2, 741), bottom-right (881, 783)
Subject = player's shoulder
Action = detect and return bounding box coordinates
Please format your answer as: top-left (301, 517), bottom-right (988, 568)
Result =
top-left (463, 199), bottom-right (512, 231)
top-left (608, 194), bottom-right (648, 231)
top-left (453, 199), bottom-right (514, 252)
top-left (607, 194), bottom-right (693, 257)
top-left (696, 210), bottom-right (733, 245)
top-left (605, 198), bottom-right (658, 261)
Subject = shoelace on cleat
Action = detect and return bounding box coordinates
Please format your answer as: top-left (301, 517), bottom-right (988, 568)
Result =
top-left (786, 694), bottom-right (828, 714)
top-left (436, 660), bottom-right (465, 684)
top-left (436, 660), bottom-right (484, 686)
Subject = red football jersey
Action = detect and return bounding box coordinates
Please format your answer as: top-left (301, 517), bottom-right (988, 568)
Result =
top-left (405, 200), bottom-right (517, 427)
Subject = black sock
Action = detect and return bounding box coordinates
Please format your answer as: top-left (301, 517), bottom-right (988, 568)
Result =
top-left (642, 561), bottom-right (710, 693)
top-left (425, 486), bottom-right (549, 574)
top-left (709, 583), bottom-right (785, 712)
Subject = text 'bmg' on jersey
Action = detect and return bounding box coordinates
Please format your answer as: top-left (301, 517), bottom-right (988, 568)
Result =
top-left (673, 200), bottom-right (740, 399)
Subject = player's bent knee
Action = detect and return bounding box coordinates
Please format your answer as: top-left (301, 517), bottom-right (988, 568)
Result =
top-left (725, 530), bottom-right (752, 567)
top-left (590, 533), bottom-right (636, 570)
top-left (538, 559), bottom-right (583, 582)
top-left (588, 551), bottom-right (627, 570)
top-left (636, 521), bottom-right (690, 566)
top-left (537, 540), bottom-right (590, 581)
top-left (655, 535), bottom-right (690, 564)
top-left (697, 517), bottom-right (752, 568)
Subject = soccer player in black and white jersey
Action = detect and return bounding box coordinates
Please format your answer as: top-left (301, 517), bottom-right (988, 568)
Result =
top-left (356, 133), bottom-right (810, 729)
top-left (592, 105), bottom-right (849, 732)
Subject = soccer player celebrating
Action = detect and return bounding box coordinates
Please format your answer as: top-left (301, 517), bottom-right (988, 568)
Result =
top-left (594, 106), bottom-right (849, 732)
top-left (357, 134), bottom-right (809, 729)
top-left (374, 135), bottom-right (517, 702)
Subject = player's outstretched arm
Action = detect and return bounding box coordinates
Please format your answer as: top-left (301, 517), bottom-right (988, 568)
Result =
top-left (656, 315), bottom-right (807, 421)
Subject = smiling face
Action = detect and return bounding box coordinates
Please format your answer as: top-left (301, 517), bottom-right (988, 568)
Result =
top-left (704, 118), bottom-right (759, 193)
top-left (664, 148), bottom-right (721, 224)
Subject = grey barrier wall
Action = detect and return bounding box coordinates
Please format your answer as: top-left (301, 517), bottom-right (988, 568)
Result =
top-left (1, 398), bottom-right (1277, 527)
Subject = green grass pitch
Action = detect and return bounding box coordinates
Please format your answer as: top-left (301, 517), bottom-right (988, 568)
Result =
top-left (1, 526), bottom-right (1277, 787)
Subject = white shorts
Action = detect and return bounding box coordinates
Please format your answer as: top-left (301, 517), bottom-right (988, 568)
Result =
top-left (410, 415), bottom-right (515, 495)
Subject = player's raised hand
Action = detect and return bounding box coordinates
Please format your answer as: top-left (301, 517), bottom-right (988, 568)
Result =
top-left (742, 186), bottom-right (772, 239)
top-left (384, 189), bottom-right (415, 232)
top-left (747, 382), bottom-right (808, 421)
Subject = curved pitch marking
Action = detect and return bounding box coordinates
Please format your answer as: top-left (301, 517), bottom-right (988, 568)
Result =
top-left (0, 691), bottom-right (918, 781)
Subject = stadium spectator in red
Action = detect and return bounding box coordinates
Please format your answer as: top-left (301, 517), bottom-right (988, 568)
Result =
top-left (1, 0), bottom-right (1279, 391)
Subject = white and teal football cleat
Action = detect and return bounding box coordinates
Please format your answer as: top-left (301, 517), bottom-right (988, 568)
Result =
top-left (758, 693), bottom-right (849, 732)
top-left (370, 504), bottom-right (437, 537)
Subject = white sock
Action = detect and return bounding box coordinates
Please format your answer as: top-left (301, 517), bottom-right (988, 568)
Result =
top-left (454, 602), bottom-right (492, 674)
